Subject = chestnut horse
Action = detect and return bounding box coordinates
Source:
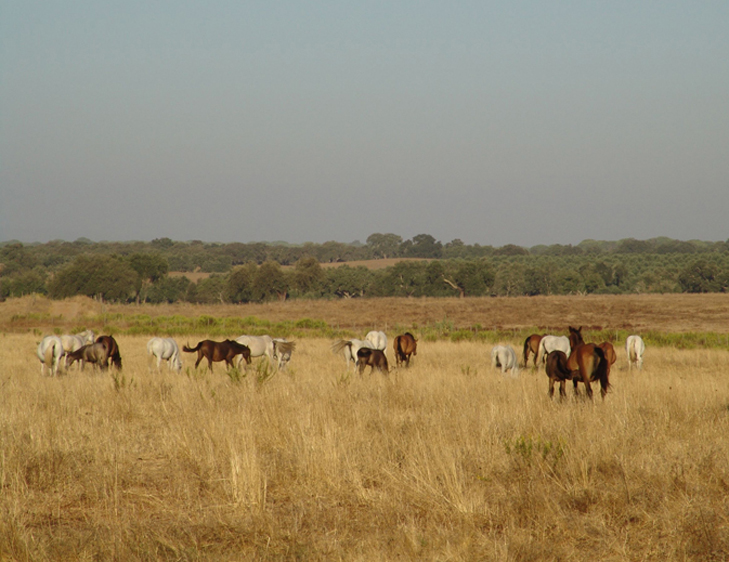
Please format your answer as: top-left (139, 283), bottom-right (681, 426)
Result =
top-left (522, 334), bottom-right (543, 368)
top-left (96, 335), bottom-right (122, 370)
top-left (393, 333), bottom-right (418, 367)
top-left (545, 350), bottom-right (572, 398)
top-left (356, 347), bottom-right (389, 375)
top-left (183, 339), bottom-right (251, 372)
top-left (567, 326), bottom-right (610, 400)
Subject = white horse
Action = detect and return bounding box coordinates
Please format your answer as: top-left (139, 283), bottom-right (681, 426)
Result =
top-left (37, 335), bottom-right (65, 376)
top-left (147, 337), bottom-right (182, 372)
top-left (536, 335), bottom-right (571, 365)
top-left (235, 335), bottom-right (296, 370)
top-left (626, 335), bottom-right (645, 370)
top-left (272, 338), bottom-right (296, 370)
top-left (491, 345), bottom-right (519, 376)
top-left (365, 330), bottom-right (388, 352)
top-left (331, 338), bottom-right (373, 370)
top-left (61, 329), bottom-right (96, 353)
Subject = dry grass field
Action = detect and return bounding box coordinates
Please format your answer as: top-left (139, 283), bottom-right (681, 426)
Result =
top-left (1, 295), bottom-right (729, 560)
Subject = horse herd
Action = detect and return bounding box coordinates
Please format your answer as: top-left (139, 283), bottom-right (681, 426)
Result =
top-left (35, 329), bottom-right (418, 378)
top-left (492, 329), bottom-right (646, 400)
top-left (35, 326), bottom-right (644, 400)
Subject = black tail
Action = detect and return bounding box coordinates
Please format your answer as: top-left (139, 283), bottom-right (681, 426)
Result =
top-left (183, 342), bottom-right (202, 353)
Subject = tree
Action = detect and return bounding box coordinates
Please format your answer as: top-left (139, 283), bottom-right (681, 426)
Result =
top-left (292, 257), bottom-right (326, 296)
top-left (366, 233), bottom-right (403, 259)
top-left (226, 262), bottom-right (258, 303)
top-left (48, 255), bottom-right (138, 302)
top-left (326, 265), bottom-right (373, 298)
top-left (678, 260), bottom-right (720, 293)
top-left (253, 261), bottom-right (288, 301)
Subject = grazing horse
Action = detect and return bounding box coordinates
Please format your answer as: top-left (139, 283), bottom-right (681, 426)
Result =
top-left (235, 335), bottom-right (296, 370)
top-left (491, 345), bottom-right (519, 376)
top-left (183, 340), bottom-right (252, 372)
top-left (393, 332), bottom-right (418, 368)
top-left (545, 350), bottom-right (572, 398)
top-left (597, 341), bottom-right (617, 375)
top-left (365, 331), bottom-right (388, 354)
top-left (96, 335), bottom-right (122, 369)
top-left (331, 339), bottom-right (373, 370)
top-left (626, 335), bottom-right (645, 370)
top-left (66, 342), bottom-right (110, 371)
top-left (522, 334), bottom-right (543, 368)
top-left (147, 337), bottom-right (182, 372)
top-left (356, 347), bottom-right (389, 375)
top-left (37, 335), bottom-right (65, 376)
top-left (566, 326), bottom-right (610, 400)
top-left (272, 338), bottom-right (296, 370)
top-left (536, 335), bottom-right (571, 365)
top-left (61, 330), bottom-right (96, 354)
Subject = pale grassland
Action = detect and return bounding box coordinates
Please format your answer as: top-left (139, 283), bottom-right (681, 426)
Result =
top-left (1, 333), bottom-right (729, 561)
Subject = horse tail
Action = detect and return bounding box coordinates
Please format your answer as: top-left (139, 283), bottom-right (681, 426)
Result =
top-left (523, 337), bottom-right (532, 366)
top-left (594, 347), bottom-right (611, 396)
top-left (331, 340), bottom-right (351, 355)
top-left (183, 342), bottom-right (202, 353)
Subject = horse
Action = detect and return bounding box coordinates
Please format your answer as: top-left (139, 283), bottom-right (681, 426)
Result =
top-left (522, 334), bottom-right (543, 368)
top-left (61, 330), bottom-right (96, 354)
top-left (626, 335), bottom-right (645, 370)
top-left (183, 339), bottom-right (252, 372)
top-left (491, 345), bottom-right (519, 376)
top-left (37, 335), bottom-right (65, 376)
top-left (272, 338), bottom-right (296, 370)
top-left (96, 335), bottom-right (122, 369)
top-left (536, 335), bottom-right (571, 365)
top-left (566, 326), bottom-right (610, 400)
top-left (356, 347), bottom-right (389, 375)
top-left (393, 332), bottom-right (417, 367)
top-left (365, 330), bottom-right (388, 353)
top-left (545, 350), bottom-right (572, 398)
top-left (331, 339), bottom-right (373, 370)
top-left (147, 337), bottom-right (182, 372)
top-left (234, 335), bottom-right (296, 370)
top-left (597, 341), bottom-right (617, 371)
top-left (65, 342), bottom-right (110, 371)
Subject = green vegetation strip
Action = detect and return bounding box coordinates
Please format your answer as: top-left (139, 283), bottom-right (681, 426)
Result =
top-left (12, 312), bottom-right (729, 350)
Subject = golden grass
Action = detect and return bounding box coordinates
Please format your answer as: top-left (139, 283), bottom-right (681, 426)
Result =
top-left (2, 332), bottom-right (729, 560)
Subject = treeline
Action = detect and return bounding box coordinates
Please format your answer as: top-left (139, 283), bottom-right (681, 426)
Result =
top-left (2, 234), bottom-right (729, 302)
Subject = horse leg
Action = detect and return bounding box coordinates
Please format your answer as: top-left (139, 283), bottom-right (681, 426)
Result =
top-left (559, 380), bottom-right (566, 398)
top-left (194, 353), bottom-right (203, 369)
top-left (548, 378), bottom-right (556, 398)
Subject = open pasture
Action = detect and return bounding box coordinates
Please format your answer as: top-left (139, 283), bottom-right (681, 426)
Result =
top-left (1, 332), bottom-right (729, 560)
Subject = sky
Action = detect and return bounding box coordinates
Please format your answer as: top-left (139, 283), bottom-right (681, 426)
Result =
top-left (1, 1), bottom-right (728, 248)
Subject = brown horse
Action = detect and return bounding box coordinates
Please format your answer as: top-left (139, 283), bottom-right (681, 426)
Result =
top-left (96, 335), bottom-right (122, 369)
top-left (183, 340), bottom-right (252, 372)
top-left (545, 350), bottom-right (572, 398)
top-left (356, 347), bottom-right (389, 375)
top-left (523, 334), bottom-right (543, 368)
top-left (567, 326), bottom-right (610, 399)
top-left (597, 342), bottom-right (617, 368)
top-left (393, 332), bottom-right (417, 367)
top-left (66, 342), bottom-right (110, 371)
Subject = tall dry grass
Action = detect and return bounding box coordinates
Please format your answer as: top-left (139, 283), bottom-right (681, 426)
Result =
top-left (1, 333), bottom-right (728, 560)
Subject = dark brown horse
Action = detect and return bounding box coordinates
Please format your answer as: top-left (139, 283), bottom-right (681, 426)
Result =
top-left (523, 334), bottom-right (543, 368)
top-left (183, 340), bottom-right (251, 372)
top-left (545, 350), bottom-right (572, 398)
top-left (567, 326), bottom-right (610, 399)
top-left (66, 342), bottom-right (110, 371)
top-left (96, 335), bottom-right (122, 369)
top-left (393, 332), bottom-right (417, 367)
top-left (356, 347), bottom-right (389, 375)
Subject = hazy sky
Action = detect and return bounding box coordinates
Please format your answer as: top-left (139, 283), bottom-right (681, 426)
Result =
top-left (1, 2), bottom-right (727, 247)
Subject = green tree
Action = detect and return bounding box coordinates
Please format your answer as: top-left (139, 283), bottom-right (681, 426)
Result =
top-left (678, 260), bottom-right (720, 293)
top-left (292, 257), bottom-right (326, 296)
top-left (226, 262), bottom-right (258, 303)
top-left (366, 233), bottom-right (403, 259)
top-left (48, 255), bottom-right (138, 302)
top-left (253, 261), bottom-right (288, 301)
